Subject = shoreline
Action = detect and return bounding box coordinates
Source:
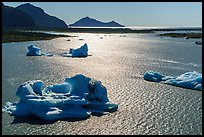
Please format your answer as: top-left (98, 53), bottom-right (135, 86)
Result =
top-left (159, 32), bottom-right (202, 39)
top-left (2, 27), bottom-right (202, 43)
top-left (2, 30), bottom-right (73, 43)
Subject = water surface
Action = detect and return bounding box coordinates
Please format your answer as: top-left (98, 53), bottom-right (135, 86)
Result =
top-left (2, 32), bottom-right (202, 135)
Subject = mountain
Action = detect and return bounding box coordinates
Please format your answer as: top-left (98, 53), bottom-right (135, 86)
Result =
top-left (16, 3), bottom-right (68, 29)
top-left (69, 16), bottom-right (125, 27)
top-left (2, 3), bottom-right (36, 28)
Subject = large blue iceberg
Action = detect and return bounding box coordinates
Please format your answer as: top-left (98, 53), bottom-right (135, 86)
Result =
top-left (144, 71), bottom-right (202, 91)
top-left (2, 74), bottom-right (118, 121)
top-left (27, 45), bottom-right (53, 56)
top-left (62, 43), bottom-right (88, 57)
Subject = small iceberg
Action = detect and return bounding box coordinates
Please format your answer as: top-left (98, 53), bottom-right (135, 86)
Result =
top-left (26, 45), bottom-right (53, 56)
top-left (62, 43), bottom-right (88, 57)
top-left (144, 71), bottom-right (166, 82)
top-left (195, 41), bottom-right (202, 45)
top-left (144, 71), bottom-right (202, 91)
top-left (2, 74), bottom-right (118, 121)
top-left (26, 45), bottom-right (41, 56)
top-left (120, 35), bottom-right (126, 37)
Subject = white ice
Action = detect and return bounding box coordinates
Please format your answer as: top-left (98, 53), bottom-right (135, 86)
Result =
top-left (26, 45), bottom-right (53, 56)
top-left (144, 71), bottom-right (202, 91)
top-left (2, 74), bottom-right (118, 121)
top-left (62, 43), bottom-right (88, 57)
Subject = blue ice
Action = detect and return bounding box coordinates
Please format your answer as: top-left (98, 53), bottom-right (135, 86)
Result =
top-left (26, 45), bottom-right (53, 56)
top-left (144, 71), bottom-right (202, 91)
top-left (2, 74), bottom-right (118, 121)
top-left (62, 43), bottom-right (88, 57)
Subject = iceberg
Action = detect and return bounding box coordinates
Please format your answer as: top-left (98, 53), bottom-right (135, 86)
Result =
top-left (164, 71), bottom-right (202, 91)
top-left (144, 71), bottom-right (202, 91)
top-left (143, 71), bottom-right (165, 82)
top-left (62, 43), bottom-right (88, 57)
top-left (26, 45), bottom-right (41, 56)
top-left (26, 45), bottom-right (53, 56)
top-left (195, 41), bottom-right (202, 45)
top-left (2, 74), bottom-right (118, 121)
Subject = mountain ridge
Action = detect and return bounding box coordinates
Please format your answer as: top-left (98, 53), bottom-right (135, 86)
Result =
top-left (16, 3), bottom-right (68, 29)
top-left (69, 16), bottom-right (125, 27)
top-left (2, 3), bottom-right (36, 28)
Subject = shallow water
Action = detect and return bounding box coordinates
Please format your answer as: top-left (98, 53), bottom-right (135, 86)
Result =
top-left (2, 33), bottom-right (202, 135)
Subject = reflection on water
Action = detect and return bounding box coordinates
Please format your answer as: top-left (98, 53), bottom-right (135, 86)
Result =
top-left (2, 32), bottom-right (202, 135)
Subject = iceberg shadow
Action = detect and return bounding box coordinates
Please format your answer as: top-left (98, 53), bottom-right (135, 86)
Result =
top-left (62, 53), bottom-right (92, 58)
top-left (90, 107), bottom-right (118, 117)
top-left (70, 54), bottom-right (92, 58)
top-left (11, 115), bottom-right (89, 125)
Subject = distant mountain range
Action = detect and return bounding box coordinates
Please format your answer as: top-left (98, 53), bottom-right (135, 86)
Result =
top-left (2, 3), bottom-right (125, 29)
top-left (16, 3), bottom-right (68, 29)
top-left (69, 16), bottom-right (125, 27)
top-left (2, 3), bottom-right (36, 28)
top-left (2, 3), bottom-right (68, 29)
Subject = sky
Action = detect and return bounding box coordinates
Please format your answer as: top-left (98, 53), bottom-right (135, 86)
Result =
top-left (3, 2), bottom-right (202, 27)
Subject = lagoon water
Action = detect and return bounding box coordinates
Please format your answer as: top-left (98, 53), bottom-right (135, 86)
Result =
top-left (2, 32), bottom-right (202, 135)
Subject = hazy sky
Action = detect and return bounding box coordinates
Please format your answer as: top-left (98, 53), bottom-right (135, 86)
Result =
top-left (3, 2), bottom-right (202, 27)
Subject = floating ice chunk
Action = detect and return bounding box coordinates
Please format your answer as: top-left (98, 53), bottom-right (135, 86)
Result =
top-left (63, 43), bottom-right (88, 57)
top-left (70, 43), bottom-right (88, 57)
top-left (165, 71), bottom-right (202, 91)
top-left (120, 35), bottom-right (126, 37)
top-left (143, 71), bottom-right (165, 82)
top-left (195, 41), bottom-right (202, 45)
top-left (26, 45), bottom-right (42, 56)
top-left (2, 74), bottom-right (118, 121)
top-left (144, 71), bottom-right (202, 91)
top-left (26, 45), bottom-right (53, 56)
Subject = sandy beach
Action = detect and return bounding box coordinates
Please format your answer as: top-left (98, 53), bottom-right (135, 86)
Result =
top-left (2, 33), bottom-right (202, 135)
